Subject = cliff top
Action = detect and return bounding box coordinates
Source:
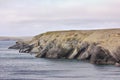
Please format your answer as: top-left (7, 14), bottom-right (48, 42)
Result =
top-left (30, 28), bottom-right (120, 52)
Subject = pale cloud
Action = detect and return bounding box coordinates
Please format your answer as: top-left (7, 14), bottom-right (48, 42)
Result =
top-left (0, 0), bottom-right (120, 36)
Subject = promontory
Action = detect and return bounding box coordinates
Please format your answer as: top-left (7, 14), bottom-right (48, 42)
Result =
top-left (9, 29), bottom-right (120, 66)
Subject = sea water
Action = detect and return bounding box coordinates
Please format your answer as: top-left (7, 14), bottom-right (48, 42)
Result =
top-left (0, 41), bottom-right (120, 80)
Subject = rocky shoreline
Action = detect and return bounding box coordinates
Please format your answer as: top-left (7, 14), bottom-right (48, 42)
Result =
top-left (9, 29), bottom-right (120, 66)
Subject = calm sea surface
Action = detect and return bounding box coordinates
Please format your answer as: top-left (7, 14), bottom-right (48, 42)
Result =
top-left (0, 41), bottom-right (120, 80)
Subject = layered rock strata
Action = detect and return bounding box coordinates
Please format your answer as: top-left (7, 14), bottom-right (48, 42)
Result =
top-left (9, 29), bottom-right (120, 66)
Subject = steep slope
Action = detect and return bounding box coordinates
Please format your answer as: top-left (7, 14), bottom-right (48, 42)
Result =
top-left (9, 29), bottom-right (120, 66)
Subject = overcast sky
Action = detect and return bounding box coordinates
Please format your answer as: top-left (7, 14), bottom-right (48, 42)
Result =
top-left (0, 0), bottom-right (120, 36)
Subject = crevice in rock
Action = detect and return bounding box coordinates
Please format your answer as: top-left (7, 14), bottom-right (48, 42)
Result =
top-left (74, 42), bottom-right (89, 59)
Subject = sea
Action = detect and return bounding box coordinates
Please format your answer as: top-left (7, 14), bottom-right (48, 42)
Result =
top-left (0, 41), bottom-right (120, 80)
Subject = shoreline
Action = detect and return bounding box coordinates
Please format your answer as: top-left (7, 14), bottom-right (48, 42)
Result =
top-left (8, 29), bottom-right (120, 66)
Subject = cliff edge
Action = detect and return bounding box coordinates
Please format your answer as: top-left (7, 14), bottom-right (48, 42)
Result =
top-left (9, 29), bottom-right (120, 66)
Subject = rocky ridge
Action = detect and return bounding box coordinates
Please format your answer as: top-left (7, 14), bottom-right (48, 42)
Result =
top-left (9, 29), bottom-right (120, 66)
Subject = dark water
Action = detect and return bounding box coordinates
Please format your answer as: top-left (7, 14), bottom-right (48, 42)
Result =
top-left (0, 41), bottom-right (120, 80)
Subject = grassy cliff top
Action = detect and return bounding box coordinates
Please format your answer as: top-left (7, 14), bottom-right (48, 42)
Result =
top-left (29, 29), bottom-right (120, 52)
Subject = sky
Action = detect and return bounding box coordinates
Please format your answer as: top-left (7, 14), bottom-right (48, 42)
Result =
top-left (0, 0), bottom-right (120, 36)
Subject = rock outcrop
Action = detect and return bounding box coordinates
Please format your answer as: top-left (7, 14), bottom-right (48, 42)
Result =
top-left (8, 41), bottom-right (33, 53)
top-left (9, 29), bottom-right (120, 66)
top-left (8, 41), bottom-right (25, 49)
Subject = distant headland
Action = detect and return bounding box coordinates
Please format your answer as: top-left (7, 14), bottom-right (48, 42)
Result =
top-left (0, 36), bottom-right (32, 41)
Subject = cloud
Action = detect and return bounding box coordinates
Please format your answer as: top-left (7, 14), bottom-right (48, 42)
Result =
top-left (0, 0), bottom-right (120, 36)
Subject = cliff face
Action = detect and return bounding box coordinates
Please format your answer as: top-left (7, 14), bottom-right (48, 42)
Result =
top-left (9, 29), bottom-right (120, 66)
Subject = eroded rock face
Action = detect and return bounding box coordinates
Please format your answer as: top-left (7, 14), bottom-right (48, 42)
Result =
top-left (8, 29), bottom-right (120, 66)
top-left (30, 46), bottom-right (39, 53)
top-left (9, 41), bottom-right (33, 53)
top-left (112, 46), bottom-right (120, 62)
top-left (8, 41), bottom-right (25, 49)
top-left (35, 41), bottom-right (117, 65)
top-left (19, 44), bottom-right (33, 53)
top-left (89, 46), bottom-right (115, 64)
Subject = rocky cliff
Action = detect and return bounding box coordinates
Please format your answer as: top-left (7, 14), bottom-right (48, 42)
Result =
top-left (9, 29), bottom-right (120, 66)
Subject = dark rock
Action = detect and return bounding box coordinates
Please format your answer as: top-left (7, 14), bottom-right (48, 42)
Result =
top-left (73, 42), bottom-right (116, 65)
top-left (61, 42), bottom-right (74, 58)
top-left (45, 47), bottom-right (63, 59)
top-left (36, 41), bottom-right (74, 58)
top-left (19, 44), bottom-right (33, 53)
top-left (80, 43), bottom-right (96, 60)
top-left (35, 41), bottom-right (117, 65)
top-left (68, 48), bottom-right (79, 59)
top-left (36, 41), bottom-right (56, 58)
top-left (90, 46), bottom-right (116, 64)
top-left (8, 41), bottom-right (34, 53)
top-left (76, 42), bottom-right (90, 59)
top-left (8, 41), bottom-right (25, 49)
